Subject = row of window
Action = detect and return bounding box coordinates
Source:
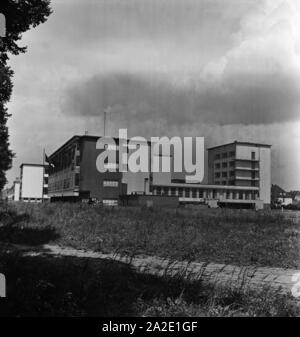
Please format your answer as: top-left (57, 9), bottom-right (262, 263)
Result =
top-left (215, 161), bottom-right (235, 169)
top-left (103, 180), bottom-right (119, 187)
top-left (48, 173), bottom-right (80, 192)
top-left (214, 151), bottom-right (236, 160)
top-left (215, 171), bottom-right (235, 178)
top-left (154, 188), bottom-right (259, 200)
top-left (217, 172), bottom-right (258, 179)
top-left (215, 181), bottom-right (235, 186)
top-left (214, 151), bottom-right (256, 161)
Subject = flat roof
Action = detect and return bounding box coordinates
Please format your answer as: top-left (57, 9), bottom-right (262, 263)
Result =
top-left (20, 163), bottom-right (45, 168)
top-left (207, 140), bottom-right (271, 151)
top-left (49, 134), bottom-right (152, 158)
top-left (153, 183), bottom-right (259, 191)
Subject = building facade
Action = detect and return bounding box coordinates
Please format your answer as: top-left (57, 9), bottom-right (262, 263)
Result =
top-left (48, 136), bottom-right (271, 209)
top-left (1, 178), bottom-right (21, 201)
top-left (2, 164), bottom-right (48, 202)
top-left (20, 164), bottom-right (49, 202)
top-left (207, 141), bottom-right (271, 205)
top-left (48, 136), bottom-right (128, 205)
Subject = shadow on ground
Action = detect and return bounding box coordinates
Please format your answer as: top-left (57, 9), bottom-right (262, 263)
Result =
top-left (0, 225), bottom-right (60, 246)
top-left (0, 208), bottom-right (60, 246)
top-left (0, 251), bottom-right (200, 317)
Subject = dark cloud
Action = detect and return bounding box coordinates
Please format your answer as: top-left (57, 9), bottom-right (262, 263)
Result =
top-left (50, 0), bottom-right (256, 49)
top-left (64, 70), bottom-right (300, 125)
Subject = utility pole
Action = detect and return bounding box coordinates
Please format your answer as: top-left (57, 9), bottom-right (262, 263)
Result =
top-left (104, 106), bottom-right (112, 137)
top-left (104, 109), bottom-right (106, 136)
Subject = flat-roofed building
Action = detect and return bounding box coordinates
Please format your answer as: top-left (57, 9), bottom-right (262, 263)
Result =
top-left (1, 178), bottom-right (21, 201)
top-left (47, 135), bottom-right (271, 209)
top-left (207, 141), bottom-right (271, 207)
top-left (47, 135), bottom-right (152, 205)
top-left (20, 164), bottom-right (49, 202)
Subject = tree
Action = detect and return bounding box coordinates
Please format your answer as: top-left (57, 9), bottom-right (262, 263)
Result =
top-left (0, 0), bottom-right (52, 191)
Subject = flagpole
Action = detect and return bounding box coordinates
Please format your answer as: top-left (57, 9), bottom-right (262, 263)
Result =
top-left (42, 148), bottom-right (45, 202)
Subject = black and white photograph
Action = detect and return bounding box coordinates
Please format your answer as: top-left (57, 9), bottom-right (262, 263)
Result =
top-left (1, 0), bottom-right (300, 323)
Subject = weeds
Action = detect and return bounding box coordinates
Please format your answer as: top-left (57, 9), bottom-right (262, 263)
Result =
top-left (0, 202), bottom-right (300, 316)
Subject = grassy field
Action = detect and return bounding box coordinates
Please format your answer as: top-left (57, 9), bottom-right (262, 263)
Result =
top-left (0, 202), bottom-right (300, 316)
top-left (2, 202), bottom-right (300, 268)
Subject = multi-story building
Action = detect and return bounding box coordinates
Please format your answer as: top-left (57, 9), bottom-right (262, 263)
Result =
top-left (207, 141), bottom-right (271, 205)
top-left (47, 135), bottom-right (147, 205)
top-left (2, 164), bottom-right (49, 202)
top-left (19, 163), bottom-right (49, 202)
top-left (48, 136), bottom-right (271, 209)
top-left (1, 178), bottom-right (21, 201)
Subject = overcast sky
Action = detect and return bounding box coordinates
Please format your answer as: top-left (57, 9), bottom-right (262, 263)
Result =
top-left (6, 0), bottom-right (300, 190)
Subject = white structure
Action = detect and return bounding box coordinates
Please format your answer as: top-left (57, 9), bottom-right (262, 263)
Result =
top-left (153, 141), bottom-right (271, 209)
top-left (277, 197), bottom-right (293, 206)
top-left (2, 179), bottom-right (21, 201)
top-left (20, 164), bottom-right (49, 202)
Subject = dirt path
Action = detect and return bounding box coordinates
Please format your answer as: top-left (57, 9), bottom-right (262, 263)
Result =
top-left (10, 243), bottom-right (298, 299)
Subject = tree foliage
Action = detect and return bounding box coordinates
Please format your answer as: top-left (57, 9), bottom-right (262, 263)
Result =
top-left (0, 0), bottom-right (52, 190)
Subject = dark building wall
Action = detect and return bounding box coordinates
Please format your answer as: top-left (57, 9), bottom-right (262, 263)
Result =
top-left (79, 137), bottom-right (123, 201)
top-left (208, 143), bottom-right (236, 185)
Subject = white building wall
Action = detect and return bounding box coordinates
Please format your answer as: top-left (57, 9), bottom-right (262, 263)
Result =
top-left (14, 182), bottom-right (20, 201)
top-left (21, 166), bottom-right (44, 199)
top-left (236, 145), bottom-right (259, 160)
top-left (236, 144), bottom-right (271, 205)
top-left (259, 147), bottom-right (271, 205)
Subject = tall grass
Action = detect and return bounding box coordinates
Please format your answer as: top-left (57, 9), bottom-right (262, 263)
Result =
top-left (3, 202), bottom-right (300, 269)
top-left (1, 202), bottom-right (300, 317)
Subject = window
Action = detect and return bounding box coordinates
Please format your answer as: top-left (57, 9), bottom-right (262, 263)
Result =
top-left (178, 188), bottom-right (183, 197)
top-left (222, 181), bottom-right (227, 185)
top-left (171, 188), bottom-right (177, 196)
top-left (192, 189), bottom-right (197, 198)
top-left (215, 172), bottom-right (220, 178)
top-left (251, 172), bottom-right (256, 179)
top-left (75, 173), bottom-right (80, 186)
top-left (226, 192), bottom-right (230, 199)
top-left (76, 155), bottom-right (80, 166)
top-left (44, 176), bottom-right (48, 185)
top-left (215, 154), bottom-right (221, 160)
top-left (229, 151), bottom-right (235, 157)
top-left (185, 188), bottom-right (190, 198)
top-left (103, 180), bottom-right (119, 187)
top-left (222, 153), bottom-right (228, 159)
top-left (222, 172), bottom-right (227, 178)
top-left (230, 171), bottom-right (235, 177)
top-left (156, 187), bottom-right (162, 195)
top-left (222, 162), bottom-right (228, 168)
top-left (239, 192), bottom-right (243, 200)
top-left (252, 162), bottom-right (256, 169)
top-left (215, 163), bottom-right (221, 169)
top-left (230, 161), bottom-right (235, 168)
top-left (251, 151), bottom-right (256, 160)
top-left (199, 190), bottom-right (203, 198)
